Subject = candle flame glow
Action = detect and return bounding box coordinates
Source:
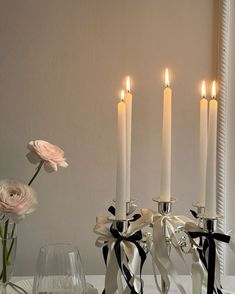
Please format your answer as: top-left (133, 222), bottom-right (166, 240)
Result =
top-left (126, 76), bottom-right (131, 92)
top-left (201, 80), bottom-right (206, 98)
top-left (121, 90), bottom-right (125, 101)
top-left (165, 68), bottom-right (170, 87)
top-left (212, 81), bottom-right (216, 98)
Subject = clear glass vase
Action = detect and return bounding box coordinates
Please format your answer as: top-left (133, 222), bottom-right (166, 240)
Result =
top-left (0, 220), bottom-right (25, 294)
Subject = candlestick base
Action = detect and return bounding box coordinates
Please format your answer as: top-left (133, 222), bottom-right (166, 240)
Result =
top-left (197, 213), bottom-right (222, 221)
top-left (109, 198), bottom-right (137, 221)
top-left (192, 203), bottom-right (206, 228)
top-left (112, 219), bottom-right (129, 233)
top-left (192, 202), bottom-right (205, 215)
top-left (110, 198), bottom-right (137, 221)
top-left (126, 198), bottom-right (137, 215)
top-left (202, 217), bottom-right (217, 233)
top-left (152, 196), bottom-right (176, 216)
top-left (196, 214), bottom-right (222, 233)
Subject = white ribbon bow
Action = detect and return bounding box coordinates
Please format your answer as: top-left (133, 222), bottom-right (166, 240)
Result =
top-left (94, 208), bottom-right (153, 294)
top-left (149, 210), bottom-right (207, 294)
top-left (185, 222), bottom-right (235, 294)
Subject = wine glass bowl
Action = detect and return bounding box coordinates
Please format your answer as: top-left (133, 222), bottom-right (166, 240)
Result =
top-left (33, 244), bottom-right (86, 294)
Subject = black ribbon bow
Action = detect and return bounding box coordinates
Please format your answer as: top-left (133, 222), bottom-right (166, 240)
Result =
top-left (102, 206), bottom-right (146, 294)
top-left (111, 227), bottom-right (146, 293)
top-left (188, 230), bottom-right (230, 294)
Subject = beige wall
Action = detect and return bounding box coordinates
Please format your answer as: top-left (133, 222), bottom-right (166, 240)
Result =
top-left (0, 0), bottom-right (218, 275)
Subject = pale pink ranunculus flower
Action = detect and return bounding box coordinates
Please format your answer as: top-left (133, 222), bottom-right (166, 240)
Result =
top-left (27, 140), bottom-right (68, 172)
top-left (0, 179), bottom-right (37, 222)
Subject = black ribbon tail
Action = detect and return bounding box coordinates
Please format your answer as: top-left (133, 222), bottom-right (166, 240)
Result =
top-left (102, 214), bottom-right (147, 294)
top-left (205, 238), bottom-right (216, 294)
top-left (135, 240), bottom-right (147, 293)
top-left (108, 206), bottom-right (116, 216)
top-left (190, 209), bottom-right (199, 219)
top-left (102, 244), bottom-right (109, 266)
top-left (188, 230), bottom-right (231, 294)
top-left (112, 228), bottom-right (146, 294)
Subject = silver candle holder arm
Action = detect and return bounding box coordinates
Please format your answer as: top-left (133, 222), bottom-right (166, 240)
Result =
top-left (150, 197), bottom-right (204, 294)
top-left (192, 202), bottom-right (206, 228)
top-left (192, 202), bottom-right (205, 216)
top-left (152, 197), bottom-right (176, 294)
top-left (202, 216), bottom-right (218, 233)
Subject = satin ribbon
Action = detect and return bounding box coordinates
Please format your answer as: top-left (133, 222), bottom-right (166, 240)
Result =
top-left (187, 225), bottom-right (230, 294)
top-left (110, 226), bottom-right (146, 293)
top-left (148, 210), bottom-right (200, 294)
top-left (215, 232), bottom-right (235, 294)
top-left (188, 212), bottom-right (235, 294)
top-left (94, 207), bottom-right (153, 294)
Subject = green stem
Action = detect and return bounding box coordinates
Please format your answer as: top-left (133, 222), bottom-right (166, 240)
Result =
top-left (0, 225), bottom-right (3, 239)
top-left (2, 220), bottom-right (9, 284)
top-left (28, 160), bottom-right (44, 186)
top-left (0, 224), bottom-right (4, 280)
top-left (9, 224), bottom-right (15, 239)
top-left (0, 223), bottom-right (15, 280)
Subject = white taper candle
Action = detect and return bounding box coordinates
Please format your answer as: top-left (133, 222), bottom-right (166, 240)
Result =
top-left (116, 90), bottom-right (127, 220)
top-left (125, 76), bottom-right (132, 203)
top-left (199, 81), bottom-right (208, 206)
top-left (205, 81), bottom-right (217, 217)
top-left (160, 68), bottom-right (172, 201)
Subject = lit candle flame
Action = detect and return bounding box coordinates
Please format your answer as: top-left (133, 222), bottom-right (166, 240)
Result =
top-left (121, 89), bottom-right (125, 101)
top-left (165, 68), bottom-right (170, 87)
top-left (201, 80), bottom-right (206, 98)
top-left (212, 81), bottom-right (216, 98)
top-left (126, 76), bottom-right (131, 92)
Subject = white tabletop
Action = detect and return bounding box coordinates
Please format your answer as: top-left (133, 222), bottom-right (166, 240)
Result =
top-left (85, 275), bottom-right (235, 293)
top-left (14, 275), bottom-right (235, 293)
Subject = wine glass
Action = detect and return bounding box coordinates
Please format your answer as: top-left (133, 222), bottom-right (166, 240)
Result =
top-left (33, 244), bottom-right (86, 294)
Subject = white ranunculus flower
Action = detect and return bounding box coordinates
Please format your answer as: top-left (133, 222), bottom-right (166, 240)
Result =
top-left (0, 179), bottom-right (37, 222)
top-left (27, 140), bottom-right (68, 172)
